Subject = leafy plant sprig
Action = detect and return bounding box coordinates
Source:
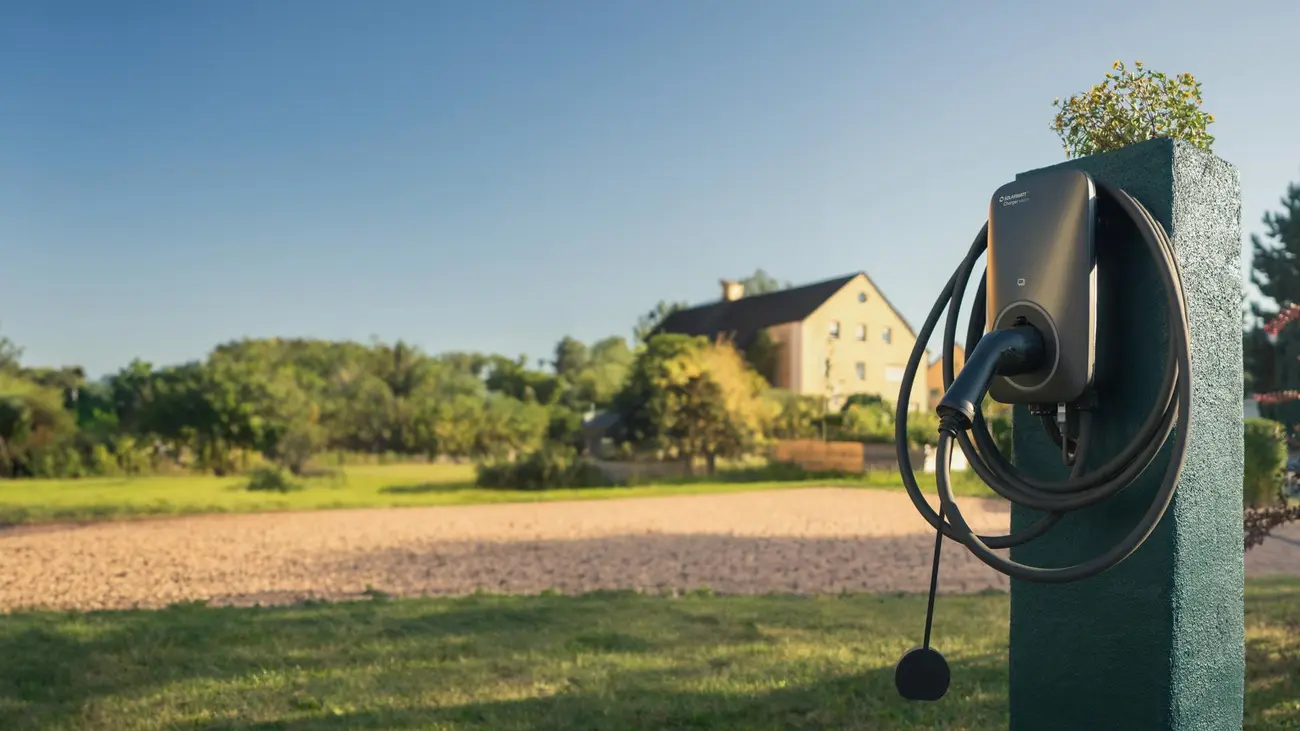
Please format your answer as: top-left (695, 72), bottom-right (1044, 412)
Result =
top-left (1051, 60), bottom-right (1215, 158)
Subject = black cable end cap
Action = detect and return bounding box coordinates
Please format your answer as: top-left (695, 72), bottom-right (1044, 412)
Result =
top-left (895, 646), bottom-right (950, 701)
top-left (935, 407), bottom-right (970, 434)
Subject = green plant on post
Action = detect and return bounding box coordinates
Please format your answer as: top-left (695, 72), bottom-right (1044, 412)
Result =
top-left (1051, 60), bottom-right (1215, 159)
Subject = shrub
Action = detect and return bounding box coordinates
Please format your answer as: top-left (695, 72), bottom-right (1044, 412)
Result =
top-left (476, 444), bottom-right (610, 491)
top-left (766, 389), bottom-right (822, 440)
top-left (271, 422), bottom-right (327, 475)
top-left (90, 444), bottom-right (120, 476)
top-left (1244, 418), bottom-right (1287, 509)
top-left (841, 401), bottom-right (894, 444)
top-left (245, 467), bottom-right (303, 493)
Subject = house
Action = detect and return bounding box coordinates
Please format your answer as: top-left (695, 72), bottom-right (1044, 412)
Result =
top-left (927, 345), bottom-right (966, 411)
top-left (652, 272), bottom-right (929, 413)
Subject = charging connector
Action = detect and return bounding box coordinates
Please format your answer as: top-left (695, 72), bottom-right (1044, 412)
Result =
top-left (935, 324), bottom-right (1046, 429)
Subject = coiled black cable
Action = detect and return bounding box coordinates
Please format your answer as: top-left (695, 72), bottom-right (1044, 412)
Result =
top-left (894, 181), bottom-right (1192, 584)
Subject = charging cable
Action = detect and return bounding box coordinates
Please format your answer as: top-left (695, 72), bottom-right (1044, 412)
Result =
top-left (892, 181), bottom-right (1193, 701)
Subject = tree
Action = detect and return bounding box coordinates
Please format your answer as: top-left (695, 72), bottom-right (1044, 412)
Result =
top-left (738, 268), bottom-right (791, 296)
top-left (146, 362), bottom-right (217, 468)
top-left (613, 334), bottom-right (774, 474)
top-left (435, 351), bottom-right (489, 378)
top-left (742, 329), bottom-right (782, 385)
top-left (568, 336), bottom-right (634, 408)
top-left (107, 359), bottom-right (158, 436)
top-left (473, 394), bottom-right (550, 460)
top-left (1249, 179), bottom-right (1300, 430)
top-left (0, 331), bottom-right (23, 374)
top-left (552, 336), bottom-right (589, 380)
top-left (0, 373), bottom-right (78, 476)
top-left (371, 340), bottom-right (430, 400)
top-left (766, 389), bottom-right (820, 440)
top-left (1051, 60), bottom-right (1215, 159)
top-left (22, 366), bottom-right (85, 408)
top-left (484, 355), bottom-right (562, 405)
top-left (634, 300), bottom-right (688, 343)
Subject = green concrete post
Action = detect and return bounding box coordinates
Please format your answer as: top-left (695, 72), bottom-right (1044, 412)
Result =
top-left (1008, 139), bottom-right (1244, 730)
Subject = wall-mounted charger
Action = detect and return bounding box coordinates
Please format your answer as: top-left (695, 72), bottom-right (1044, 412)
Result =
top-left (986, 169), bottom-right (1097, 405)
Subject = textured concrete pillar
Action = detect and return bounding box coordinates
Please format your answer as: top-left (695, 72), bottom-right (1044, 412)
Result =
top-left (1008, 139), bottom-right (1244, 730)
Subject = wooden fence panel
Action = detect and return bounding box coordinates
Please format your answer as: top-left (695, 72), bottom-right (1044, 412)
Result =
top-left (770, 440), bottom-right (924, 473)
top-left (770, 439), bottom-right (866, 473)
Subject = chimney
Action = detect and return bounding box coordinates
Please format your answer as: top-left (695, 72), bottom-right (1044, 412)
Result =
top-left (720, 279), bottom-right (745, 302)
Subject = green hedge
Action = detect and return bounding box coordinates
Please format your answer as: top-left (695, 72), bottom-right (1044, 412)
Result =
top-left (476, 444), bottom-right (611, 491)
top-left (1244, 418), bottom-right (1287, 509)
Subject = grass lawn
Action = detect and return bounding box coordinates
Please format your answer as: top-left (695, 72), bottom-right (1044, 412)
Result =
top-left (0, 578), bottom-right (1293, 730)
top-left (0, 463), bottom-right (994, 527)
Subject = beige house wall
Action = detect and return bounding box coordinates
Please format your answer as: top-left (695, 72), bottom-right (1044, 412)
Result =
top-left (795, 273), bottom-right (929, 413)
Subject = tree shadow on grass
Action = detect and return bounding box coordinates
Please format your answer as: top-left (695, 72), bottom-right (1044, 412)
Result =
top-left (1243, 577), bottom-right (1300, 729)
top-left (0, 584), bottom-right (1011, 731)
top-left (188, 654), bottom-right (1011, 731)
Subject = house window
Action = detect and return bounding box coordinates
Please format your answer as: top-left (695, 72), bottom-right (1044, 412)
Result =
top-left (855, 362), bottom-right (866, 380)
top-left (858, 292), bottom-right (867, 303)
top-left (882, 327), bottom-right (892, 344)
top-left (855, 323), bottom-right (867, 341)
top-left (829, 320), bottom-right (841, 338)
top-left (824, 358), bottom-right (831, 377)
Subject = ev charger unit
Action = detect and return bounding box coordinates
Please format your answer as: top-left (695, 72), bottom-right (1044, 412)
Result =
top-left (891, 169), bottom-right (1193, 703)
top-left (987, 171), bottom-right (1096, 406)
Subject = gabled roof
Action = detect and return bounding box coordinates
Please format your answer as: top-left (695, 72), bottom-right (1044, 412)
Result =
top-left (581, 410), bottom-right (621, 432)
top-left (653, 273), bottom-right (857, 347)
top-left (861, 271), bottom-right (918, 341)
top-left (652, 271), bottom-right (919, 348)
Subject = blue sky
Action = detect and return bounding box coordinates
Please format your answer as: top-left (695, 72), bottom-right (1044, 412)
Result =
top-left (3, 1), bottom-right (1298, 377)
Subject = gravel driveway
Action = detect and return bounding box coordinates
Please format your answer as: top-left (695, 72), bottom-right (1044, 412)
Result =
top-left (0, 488), bottom-right (1295, 612)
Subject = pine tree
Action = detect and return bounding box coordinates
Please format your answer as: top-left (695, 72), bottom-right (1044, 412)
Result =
top-left (1249, 179), bottom-right (1300, 431)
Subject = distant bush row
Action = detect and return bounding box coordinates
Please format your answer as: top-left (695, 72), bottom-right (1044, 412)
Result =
top-left (472, 417), bottom-right (1289, 503)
